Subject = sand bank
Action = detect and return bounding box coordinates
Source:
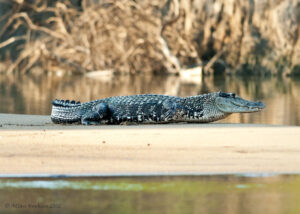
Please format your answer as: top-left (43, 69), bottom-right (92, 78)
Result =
top-left (0, 113), bottom-right (299, 176)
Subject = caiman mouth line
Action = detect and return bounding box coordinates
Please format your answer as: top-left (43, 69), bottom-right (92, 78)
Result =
top-left (231, 101), bottom-right (265, 110)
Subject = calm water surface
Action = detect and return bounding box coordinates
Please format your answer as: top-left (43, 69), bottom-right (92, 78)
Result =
top-left (0, 74), bottom-right (299, 125)
top-left (0, 175), bottom-right (300, 214)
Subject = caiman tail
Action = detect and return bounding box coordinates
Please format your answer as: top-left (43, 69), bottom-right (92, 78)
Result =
top-left (51, 99), bottom-right (83, 123)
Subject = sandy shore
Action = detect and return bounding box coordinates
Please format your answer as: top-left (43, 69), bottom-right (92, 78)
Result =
top-left (0, 113), bottom-right (300, 176)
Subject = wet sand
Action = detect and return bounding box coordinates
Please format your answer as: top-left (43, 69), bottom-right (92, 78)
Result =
top-left (0, 113), bottom-right (300, 176)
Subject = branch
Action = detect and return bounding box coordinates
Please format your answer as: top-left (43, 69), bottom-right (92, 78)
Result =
top-left (1, 12), bottom-right (68, 40)
top-left (158, 0), bottom-right (182, 74)
top-left (203, 44), bottom-right (230, 74)
top-left (0, 36), bottom-right (26, 49)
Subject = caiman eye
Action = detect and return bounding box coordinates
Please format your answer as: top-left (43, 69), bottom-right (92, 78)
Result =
top-left (219, 92), bottom-right (234, 98)
top-left (219, 92), bottom-right (229, 97)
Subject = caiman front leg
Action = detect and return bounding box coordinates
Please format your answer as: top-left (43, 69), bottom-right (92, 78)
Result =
top-left (161, 100), bottom-right (184, 122)
top-left (81, 103), bottom-right (108, 125)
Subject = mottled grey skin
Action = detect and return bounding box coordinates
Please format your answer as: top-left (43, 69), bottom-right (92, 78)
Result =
top-left (51, 92), bottom-right (265, 125)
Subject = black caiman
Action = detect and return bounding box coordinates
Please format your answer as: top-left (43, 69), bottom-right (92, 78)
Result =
top-left (51, 92), bottom-right (265, 125)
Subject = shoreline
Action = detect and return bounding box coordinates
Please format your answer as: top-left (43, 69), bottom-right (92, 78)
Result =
top-left (0, 113), bottom-right (291, 130)
top-left (1, 113), bottom-right (300, 176)
top-left (0, 172), bottom-right (295, 178)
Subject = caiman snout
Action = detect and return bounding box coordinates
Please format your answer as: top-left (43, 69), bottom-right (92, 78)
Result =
top-left (243, 101), bottom-right (265, 109)
top-left (216, 93), bottom-right (266, 113)
top-left (231, 99), bottom-right (266, 112)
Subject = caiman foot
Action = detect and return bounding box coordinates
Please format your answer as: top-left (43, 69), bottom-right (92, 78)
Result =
top-left (161, 100), bottom-right (184, 121)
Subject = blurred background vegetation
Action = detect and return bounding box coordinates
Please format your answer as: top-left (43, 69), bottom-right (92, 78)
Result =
top-left (0, 0), bottom-right (299, 76)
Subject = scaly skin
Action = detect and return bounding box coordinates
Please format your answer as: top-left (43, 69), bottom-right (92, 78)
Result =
top-left (51, 92), bottom-right (265, 125)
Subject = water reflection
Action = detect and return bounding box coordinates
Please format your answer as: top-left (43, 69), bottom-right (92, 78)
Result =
top-left (0, 73), bottom-right (299, 125)
top-left (0, 175), bottom-right (300, 214)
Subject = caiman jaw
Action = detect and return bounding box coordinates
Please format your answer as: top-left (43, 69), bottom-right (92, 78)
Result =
top-left (231, 100), bottom-right (265, 112)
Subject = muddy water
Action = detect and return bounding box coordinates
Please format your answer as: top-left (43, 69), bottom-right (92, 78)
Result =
top-left (0, 174), bottom-right (299, 214)
top-left (0, 74), bottom-right (299, 125)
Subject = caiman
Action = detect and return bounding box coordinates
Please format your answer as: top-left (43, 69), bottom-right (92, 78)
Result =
top-left (51, 92), bottom-right (265, 125)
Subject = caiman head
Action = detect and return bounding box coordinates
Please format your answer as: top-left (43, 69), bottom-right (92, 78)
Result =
top-left (215, 92), bottom-right (265, 113)
top-left (182, 91), bottom-right (265, 123)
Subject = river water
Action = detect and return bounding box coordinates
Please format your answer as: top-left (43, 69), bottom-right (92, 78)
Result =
top-left (0, 174), bottom-right (300, 214)
top-left (0, 74), bottom-right (299, 125)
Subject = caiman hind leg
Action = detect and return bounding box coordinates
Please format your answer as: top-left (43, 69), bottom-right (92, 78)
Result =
top-left (81, 103), bottom-right (108, 125)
